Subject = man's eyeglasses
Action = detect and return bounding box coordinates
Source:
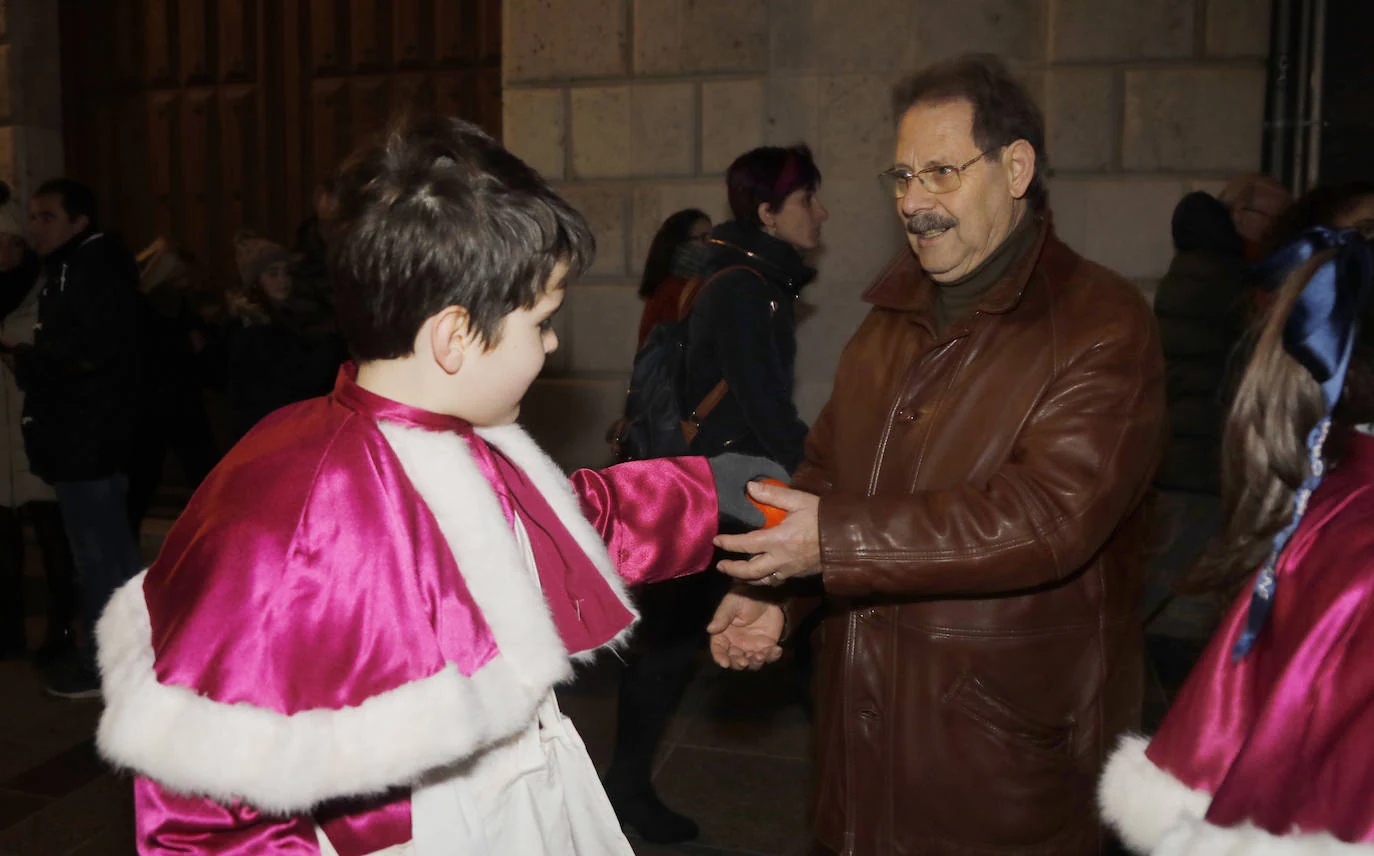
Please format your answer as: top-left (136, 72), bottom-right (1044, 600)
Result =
top-left (879, 150), bottom-right (993, 198)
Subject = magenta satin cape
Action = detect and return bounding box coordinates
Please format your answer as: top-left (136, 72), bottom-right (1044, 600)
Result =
top-left (121, 365), bottom-right (720, 855)
top-left (1143, 430), bottom-right (1374, 843)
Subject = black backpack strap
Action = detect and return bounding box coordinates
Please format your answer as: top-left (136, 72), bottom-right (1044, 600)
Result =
top-left (679, 265), bottom-right (767, 444)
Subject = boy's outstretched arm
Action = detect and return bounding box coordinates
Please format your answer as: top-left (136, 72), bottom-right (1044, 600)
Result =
top-left (571, 453), bottom-right (787, 585)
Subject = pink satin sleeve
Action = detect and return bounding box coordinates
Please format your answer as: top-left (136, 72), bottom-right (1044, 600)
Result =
top-left (571, 457), bottom-right (719, 585)
top-left (135, 777), bottom-right (320, 855)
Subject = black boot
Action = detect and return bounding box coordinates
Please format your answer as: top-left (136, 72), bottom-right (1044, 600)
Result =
top-left (602, 627), bottom-right (702, 843)
top-left (604, 778), bottom-right (700, 844)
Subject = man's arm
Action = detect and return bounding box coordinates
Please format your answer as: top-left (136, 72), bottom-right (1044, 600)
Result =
top-left (717, 320), bottom-right (1165, 598)
top-left (790, 396), bottom-right (835, 496)
top-left (818, 324), bottom-right (1165, 599)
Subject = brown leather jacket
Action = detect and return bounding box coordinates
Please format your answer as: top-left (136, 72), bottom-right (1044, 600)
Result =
top-left (792, 218), bottom-right (1166, 855)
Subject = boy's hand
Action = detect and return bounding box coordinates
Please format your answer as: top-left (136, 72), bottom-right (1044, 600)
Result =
top-left (708, 453), bottom-right (789, 529)
top-left (714, 481), bottom-right (821, 586)
top-left (707, 588), bottom-right (784, 670)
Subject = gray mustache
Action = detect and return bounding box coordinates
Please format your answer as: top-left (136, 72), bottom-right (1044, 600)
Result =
top-left (906, 212), bottom-right (957, 234)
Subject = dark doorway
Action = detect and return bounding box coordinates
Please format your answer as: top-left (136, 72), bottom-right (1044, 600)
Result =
top-left (57, 0), bottom-right (502, 287)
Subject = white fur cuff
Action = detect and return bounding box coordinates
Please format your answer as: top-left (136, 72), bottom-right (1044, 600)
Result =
top-left (1156, 816), bottom-right (1374, 855)
top-left (1099, 734), bottom-right (1211, 853)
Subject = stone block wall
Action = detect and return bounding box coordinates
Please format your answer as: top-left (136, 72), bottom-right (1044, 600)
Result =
top-left (0, 0), bottom-right (63, 204)
top-left (502, 0), bottom-right (1272, 470)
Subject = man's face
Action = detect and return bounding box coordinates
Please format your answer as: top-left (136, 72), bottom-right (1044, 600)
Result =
top-left (29, 194), bottom-right (87, 258)
top-left (892, 99), bottom-right (1025, 282)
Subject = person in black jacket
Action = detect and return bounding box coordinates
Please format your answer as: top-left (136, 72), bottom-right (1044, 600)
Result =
top-left (7, 179), bottom-right (143, 698)
top-left (1142, 191), bottom-right (1250, 667)
top-left (683, 146), bottom-right (826, 471)
top-left (603, 144), bottom-right (828, 844)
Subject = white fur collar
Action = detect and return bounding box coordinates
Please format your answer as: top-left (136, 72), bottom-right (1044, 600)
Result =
top-left (95, 420), bottom-right (637, 813)
top-left (474, 423), bottom-right (638, 660)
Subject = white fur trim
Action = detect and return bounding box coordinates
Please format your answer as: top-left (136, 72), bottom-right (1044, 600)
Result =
top-left (379, 421), bottom-right (573, 687)
top-left (476, 423), bottom-right (639, 661)
top-left (96, 572), bottom-right (545, 815)
top-left (96, 419), bottom-right (640, 813)
top-left (1156, 816), bottom-right (1374, 855)
top-left (1099, 734), bottom-right (1212, 853)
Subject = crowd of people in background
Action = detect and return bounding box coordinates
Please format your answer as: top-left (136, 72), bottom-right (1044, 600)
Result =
top-left (0, 177), bottom-right (345, 699)
top-left (1, 47), bottom-right (1373, 854)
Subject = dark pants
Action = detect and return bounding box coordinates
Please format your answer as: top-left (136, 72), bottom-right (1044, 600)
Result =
top-left (605, 569), bottom-right (732, 795)
top-left (56, 476), bottom-right (143, 628)
top-left (0, 501), bottom-right (79, 650)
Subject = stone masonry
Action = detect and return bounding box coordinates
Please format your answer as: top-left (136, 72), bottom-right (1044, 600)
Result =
top-left (509, 0), bottom-right (1270, 470)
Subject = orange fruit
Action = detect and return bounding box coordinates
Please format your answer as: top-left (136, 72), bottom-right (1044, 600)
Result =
top-left (748, 478), bottom-right (788, 528)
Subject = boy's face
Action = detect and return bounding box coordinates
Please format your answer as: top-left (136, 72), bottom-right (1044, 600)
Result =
top-left (456, 262), bottom-right (566, 426)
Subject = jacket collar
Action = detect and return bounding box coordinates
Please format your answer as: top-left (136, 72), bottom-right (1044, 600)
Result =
top-left (41, 228), bottom-right (102, 273)
top-left (702, 220), bottom-right (816, 297)
top-left (331, 362), bottom-right (476, 435)
top-left (864, 214), bottom-right (1053, 323)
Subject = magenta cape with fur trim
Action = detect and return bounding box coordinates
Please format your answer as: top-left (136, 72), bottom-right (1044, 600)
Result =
top-left (1100, 432), bottom-right (1374, 854)
top-left (95, 367), bottom-right (719, 855)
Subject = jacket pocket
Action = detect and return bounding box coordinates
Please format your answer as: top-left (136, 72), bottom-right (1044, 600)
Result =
top-left (942, 674), bottom-right (1075, 762)
top-left (894, 671), bottom-right (1087, 849)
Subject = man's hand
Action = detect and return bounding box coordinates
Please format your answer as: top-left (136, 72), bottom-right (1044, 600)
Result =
top-left (707, 588), bottom-right (785, 670)
top-left (714, 480), bottom-right (821, 586)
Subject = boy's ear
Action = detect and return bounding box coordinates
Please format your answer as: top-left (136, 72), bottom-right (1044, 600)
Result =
top-left (429, 306), bottom-right (474, 375)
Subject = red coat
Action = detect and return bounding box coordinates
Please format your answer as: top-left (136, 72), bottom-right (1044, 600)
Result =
top-left (637, 275), bottom-right (692, 349)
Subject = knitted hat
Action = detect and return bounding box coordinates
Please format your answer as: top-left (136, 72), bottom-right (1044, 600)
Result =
top-left (0, 182), bottom-right (25, 240)
top-left (234, 229), bottom-right (291, 288)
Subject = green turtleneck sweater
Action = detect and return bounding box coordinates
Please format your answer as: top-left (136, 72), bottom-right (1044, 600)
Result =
top-left (934, 214), bottom-right (1039, 333)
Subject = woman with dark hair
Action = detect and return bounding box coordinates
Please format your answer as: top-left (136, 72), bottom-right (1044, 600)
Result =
top-left (636, 208), bottom-right (710, 348)
top-left (1100, 227), bottom-right (1374, 851)
top-left (602, 144), bottom-right (827, 844)
top-left (683, 143), bottom-right (827, 470)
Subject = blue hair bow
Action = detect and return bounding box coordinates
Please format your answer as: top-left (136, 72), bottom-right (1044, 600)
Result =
top-left (1234, 227), bottom-right (1374, 659)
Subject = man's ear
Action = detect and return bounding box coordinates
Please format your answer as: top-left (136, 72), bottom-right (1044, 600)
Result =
top-left (1003, 139), bottom-right (1037, 201)
top-left (73, 214), bottom-right (91, 235)
top-left (428, 306), bottom-right (473, 375)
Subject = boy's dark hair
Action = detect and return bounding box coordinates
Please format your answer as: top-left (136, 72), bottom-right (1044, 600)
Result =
top-left (35, 178), bottom-right (100, 227)
top-left (892, 53), bottom-right (1049, 212)
top-left (324, 115), bottom-right (595, 360)
top-left (726, 145), bottom-right (822, 230)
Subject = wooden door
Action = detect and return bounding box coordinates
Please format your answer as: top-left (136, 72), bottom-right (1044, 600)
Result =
top-left (58, 0), bottom-right (502, 290)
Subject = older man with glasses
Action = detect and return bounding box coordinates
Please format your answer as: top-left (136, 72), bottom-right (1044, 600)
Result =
top-left (707, 54), bottom-right (1167, 855)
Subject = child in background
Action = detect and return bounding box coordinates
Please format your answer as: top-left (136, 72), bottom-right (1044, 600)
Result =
top-left (95, 116), bottom-right (783, 855)
top-left (1100, 227), bottom-right (1374, 850)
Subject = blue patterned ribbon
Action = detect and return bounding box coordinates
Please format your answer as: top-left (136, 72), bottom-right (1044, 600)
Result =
top-left (1234, 227), bottom-right (1374, 659)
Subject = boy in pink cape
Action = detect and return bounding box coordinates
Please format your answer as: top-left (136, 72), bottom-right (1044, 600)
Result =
top-left (94, 116), bottom-right (785, 855)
